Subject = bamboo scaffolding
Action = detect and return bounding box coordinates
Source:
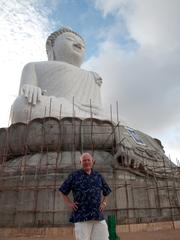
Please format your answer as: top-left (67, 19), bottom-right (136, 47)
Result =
top-left (0, 102), bottom-right (180, 230)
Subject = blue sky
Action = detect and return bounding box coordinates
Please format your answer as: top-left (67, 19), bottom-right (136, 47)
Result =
top-left (32, 0), bottom-right (138, 58)
top-left (39, 0), bottom-right (136, 58)
top-left (0, 0), bottom-right (180, 163)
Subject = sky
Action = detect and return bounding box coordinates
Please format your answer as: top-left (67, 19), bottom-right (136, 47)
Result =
top-left (0, 0), bottom-right (180, 163)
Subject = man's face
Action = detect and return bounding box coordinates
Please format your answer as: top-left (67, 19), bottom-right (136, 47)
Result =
top-left (80, 154), bottom-right (94, 172)
top-left (53, 32), bottom-right (85, 66)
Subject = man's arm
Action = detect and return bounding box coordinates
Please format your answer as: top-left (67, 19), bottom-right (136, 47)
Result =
top-left (59, 192), bottom-right (78, 211)
top-left (99, 195), bottom-right (108, 212)
top-left (99, 173), bottom-right (112, 212)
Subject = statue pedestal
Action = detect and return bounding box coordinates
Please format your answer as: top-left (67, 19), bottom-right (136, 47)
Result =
top-left (0, 117), bottom-right (179, 227)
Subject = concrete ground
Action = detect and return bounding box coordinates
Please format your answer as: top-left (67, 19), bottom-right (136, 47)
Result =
top-left (120, 230), bottom-right (180, 240)
top-left (1, 230), bottom-right (180, 240)
top-left (1, 221), bottom-right (180, 240)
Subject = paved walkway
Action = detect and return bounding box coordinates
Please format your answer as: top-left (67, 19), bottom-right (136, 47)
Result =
top-left (0, 238), bottom-right (74, 240)
top-left (1, 230), bottom-right (180, 240)
top-left (120, 230), bottom-right (180, 240)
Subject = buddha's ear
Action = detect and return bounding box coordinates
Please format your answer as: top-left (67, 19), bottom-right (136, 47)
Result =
top-left (47, 46), bottom-right (55, 61)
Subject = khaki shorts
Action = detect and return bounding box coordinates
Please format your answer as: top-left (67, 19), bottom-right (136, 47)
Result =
top-left (74, 220), bottom-right (109, 240)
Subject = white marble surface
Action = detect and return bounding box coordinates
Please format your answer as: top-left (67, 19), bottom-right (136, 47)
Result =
top-left (11, 28), bottom-right (103, 123)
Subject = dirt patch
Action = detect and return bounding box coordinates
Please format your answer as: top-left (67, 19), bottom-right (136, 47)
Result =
top-left (1, 230), bottom-right (180, 240)
top-left (119, 229), bottom-right (180, 240)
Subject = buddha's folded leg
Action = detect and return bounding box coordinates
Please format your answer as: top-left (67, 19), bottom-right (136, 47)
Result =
top-left (11, 95), bottom-right (77, 123)
top-left (11, 96), bottom-right (49, 123)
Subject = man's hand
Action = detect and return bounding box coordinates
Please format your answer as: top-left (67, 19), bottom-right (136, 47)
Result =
top-left (21, 84), bottom-right (42, 105)
top-left (68, 202), bottom-right (79, 211)
top-left (60, 192), bottom-right (78, 211)
top-left (99, 201), bottom-right (107, 212)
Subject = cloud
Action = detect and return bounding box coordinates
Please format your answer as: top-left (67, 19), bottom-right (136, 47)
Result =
top-left (126, 0), bottom-right (180, 52)
top-left (93, 0), bottom-right (131, 17)
top-left (88, 0), bottom-right (180, 160)
top-left (85, 40), bottom-right (180, 134)
top-left (94, 0), bottom-right (180, 50)
top-left (0, 0), bottom-right (55, 127)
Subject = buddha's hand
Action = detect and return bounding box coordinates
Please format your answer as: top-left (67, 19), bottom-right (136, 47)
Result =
top-left (21, 84), bottom-right (42, 105)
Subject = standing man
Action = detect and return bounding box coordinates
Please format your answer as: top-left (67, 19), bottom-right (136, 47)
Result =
top-left (59, 152), bottom-right (111, 240)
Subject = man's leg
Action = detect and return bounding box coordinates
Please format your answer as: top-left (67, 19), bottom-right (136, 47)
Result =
top-left (75, 222), bottom-right (93, 240)
top-left (91, 220), bottom-right (109, 240)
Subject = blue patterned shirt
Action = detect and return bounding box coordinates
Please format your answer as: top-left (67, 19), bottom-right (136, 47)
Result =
top-left (59, 169), bottom-right (111, 223)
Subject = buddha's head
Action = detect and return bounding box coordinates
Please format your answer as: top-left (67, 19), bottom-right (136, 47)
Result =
top-left (46, 27), bottom-right (85, 67)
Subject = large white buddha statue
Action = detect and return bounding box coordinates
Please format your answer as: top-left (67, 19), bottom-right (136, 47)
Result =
top-left (11, 27), bottom-right (103, 123)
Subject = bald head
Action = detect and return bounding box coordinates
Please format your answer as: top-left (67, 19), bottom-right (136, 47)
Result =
top-left (80, 152), bottom-right (93, 161)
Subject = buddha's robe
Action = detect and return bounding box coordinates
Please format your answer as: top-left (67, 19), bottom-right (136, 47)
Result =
top-left (11, 61), bottom-right (103, 123)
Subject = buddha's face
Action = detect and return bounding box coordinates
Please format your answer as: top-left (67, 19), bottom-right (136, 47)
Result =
top-left (52, 32), bottom-right (85, 67)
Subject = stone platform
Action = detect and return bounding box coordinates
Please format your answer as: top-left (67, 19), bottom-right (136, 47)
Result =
top-left (0, 117), bottom-right (180, 227)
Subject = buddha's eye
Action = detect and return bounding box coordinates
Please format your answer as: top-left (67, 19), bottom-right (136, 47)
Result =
top-left (66, 37), bottom-right (75, 41)
top-left (66, 36), bottom-right (85, 49)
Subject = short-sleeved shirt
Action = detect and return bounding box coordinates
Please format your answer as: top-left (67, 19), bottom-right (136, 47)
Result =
top-left (59, 169), bottom-right (111, 223)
